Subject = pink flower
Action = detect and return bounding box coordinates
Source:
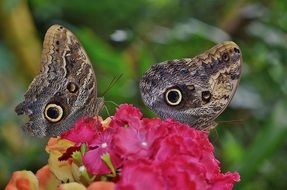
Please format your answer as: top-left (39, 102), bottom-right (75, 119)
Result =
top-left (7, 104), bottom-right (239, 190)
top-left (83, 128), bottom-right (122, 175)
top-left (116, 159), bottom-right (165, 190)
top-left (158, 156), bottom-right (205, 190)
top-left (6, 101), bottom-right (241, 190)
top-left (154, 121), bottom-right (213, 161)
top-left (61, 117), bottom-right (101, 145)
top-left (209, 172), bottom-right (240, 190)
top-left (113, 104), bottom-right (143, 124)
top-left (110, 104), bottom-right (143, 129)
top-left (112, 105), bottom-right (239, 190)
top-left (113, 118), bottom-right (168, 159)
top-left (159, 155), bottom-right (239, 190)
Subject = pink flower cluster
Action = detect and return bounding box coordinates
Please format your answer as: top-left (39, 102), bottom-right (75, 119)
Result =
top-left (61, 104), bottom-right (240, 190)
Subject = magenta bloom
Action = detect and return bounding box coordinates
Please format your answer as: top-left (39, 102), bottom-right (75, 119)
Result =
top-left (61, 117), bottom-right (101, 145)
top-left (59, 104), bottom-right (240, 189)
top-left (113, 119), bottom-right (168, 159)
top-left (116, 159), bottom-right (165, 190)
top-left (83, 128), bottom-right (122, 175)
top-left (112, 103), bottom-right (143, 127)
top-left (61, 117), bottom-right (121, 175)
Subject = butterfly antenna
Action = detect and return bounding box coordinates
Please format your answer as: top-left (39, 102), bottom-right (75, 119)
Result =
top-left (102, 74), bottom-right (123, 97)
top-left (105, 100), bottom-right (119, 107)
top-left (217, 119), bottom-right (244, 126)
top-left (212, 128), bottom-right (219, 143)
top-left (103, 105), bottom-right (111, 117)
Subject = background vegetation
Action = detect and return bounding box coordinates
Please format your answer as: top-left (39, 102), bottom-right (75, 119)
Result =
top-left (1, 0), bottom-right (287, 189)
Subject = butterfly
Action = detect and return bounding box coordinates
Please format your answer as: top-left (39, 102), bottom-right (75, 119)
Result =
top-left (15, 24), bottom-right (242, 137)
top-left (15, 25), bottom-right (104, 137)
top-left (139, 41), bottom-right (242, 130)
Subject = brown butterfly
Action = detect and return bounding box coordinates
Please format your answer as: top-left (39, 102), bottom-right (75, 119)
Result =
top-left (15, 25), bottom-right (104, 137)
top-left (140, 41), bottom-right (242, 130)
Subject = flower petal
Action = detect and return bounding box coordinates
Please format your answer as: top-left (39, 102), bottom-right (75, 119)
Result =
top-left (47, 138), bottom-right (75, 183)
top-left (83, 149), bottom-right (121, 175)
top-left (87, 181), bottom-right (115, 190)
top-left (117, 159), bottom-right (165, 190)
top-left (36, 165), bottom-right (61, 190)
top-left (5, 171), bottom-right (38, 190)
top-left (61, 117), bottom-right (101, 145)
top-left (113, 119), bottom-right (168, 160)
top-left (57, 182), bottom-right (86, 190)
top-left (46, 137), bottom-right (75, 154)
top-left (112, 104), bottom-right (143, 128)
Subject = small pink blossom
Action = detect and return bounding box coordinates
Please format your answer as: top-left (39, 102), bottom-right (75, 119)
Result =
top-left (113, 118), bottom-right (168, 159)
top-left (83, 128), bottom-right (122, 175)
top-left (61, 117), bottom-right (101, 145)
top-left (110, 104), bottom-right (143, 129)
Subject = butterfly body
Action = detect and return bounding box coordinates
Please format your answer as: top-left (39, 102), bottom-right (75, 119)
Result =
top-left (140, 41), bottom-right (242, 130)
top-left (15, 25), bottom-right (103, 137)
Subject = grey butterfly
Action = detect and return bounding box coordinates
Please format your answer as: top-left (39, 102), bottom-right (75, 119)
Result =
top-left (15, 25), bottom-right (104, 137)
top-left (140, 41), bottom-right (242, 130)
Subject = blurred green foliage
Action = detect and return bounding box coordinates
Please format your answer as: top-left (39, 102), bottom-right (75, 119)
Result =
top-left (1, 0), bottom-right (287, 189)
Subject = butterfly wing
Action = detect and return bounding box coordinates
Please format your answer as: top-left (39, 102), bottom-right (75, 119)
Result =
top-left (140, 41), bottom-right (242, 129)
top-left (15, 25), bottom-right (104, 137)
